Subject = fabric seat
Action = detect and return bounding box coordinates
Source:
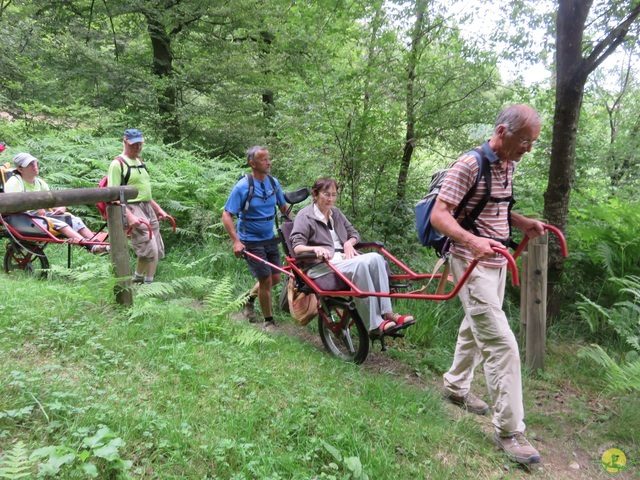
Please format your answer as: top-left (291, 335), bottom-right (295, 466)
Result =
top-left (280, 221), bottom-right (349, 291)
top-left (3, 213), bottom-right (62, 238)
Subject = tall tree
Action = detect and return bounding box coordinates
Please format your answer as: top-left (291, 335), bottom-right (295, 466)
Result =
top-left (590, 52), bottom-right (639, 187)
top-left (398, 0), bottom-right (428, 202)
top-left (544, 0), bottom-right (640, 316)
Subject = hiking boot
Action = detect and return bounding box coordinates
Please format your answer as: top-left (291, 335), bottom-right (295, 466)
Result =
top-left (494, 432), bottom-right (541, 465)
top-left (442, 390), bottom-right (489, 415)
top-left (132, 275), bottom-right (145, 284)
top-left (262, 319), bottom-right (277, 331)
top-left (243, 299), bottom-right (258, 323)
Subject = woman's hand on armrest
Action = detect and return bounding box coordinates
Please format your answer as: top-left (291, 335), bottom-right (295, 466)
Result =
top-left (344, 238), bottom-right (358, 259)
top-left (294, 244), bottom-right (331, 260)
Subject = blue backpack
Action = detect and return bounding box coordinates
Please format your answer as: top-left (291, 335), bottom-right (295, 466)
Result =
top-left (414, 149), bottom-right (491, 256)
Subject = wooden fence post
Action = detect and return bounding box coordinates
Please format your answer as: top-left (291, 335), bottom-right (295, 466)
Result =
top-left (106, 204), bottom-right (133, 306)
top-left (519, 233), bottom-right (549, 373)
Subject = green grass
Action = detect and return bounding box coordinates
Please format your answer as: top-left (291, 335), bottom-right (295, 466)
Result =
top-left (0, 266), bottom-right (458, 479)
top-left (0, 245), bottom-right (638, 479)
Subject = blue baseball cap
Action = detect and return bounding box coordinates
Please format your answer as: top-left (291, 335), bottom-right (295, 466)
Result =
top-left (124, 128), bottom-right (144, 143)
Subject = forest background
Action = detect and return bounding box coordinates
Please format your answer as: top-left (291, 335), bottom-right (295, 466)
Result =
top-left (0, 0), bottom-right (639, 478)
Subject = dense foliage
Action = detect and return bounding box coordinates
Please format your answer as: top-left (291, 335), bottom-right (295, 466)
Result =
top-left (0, 0), bottom-right (639, 440)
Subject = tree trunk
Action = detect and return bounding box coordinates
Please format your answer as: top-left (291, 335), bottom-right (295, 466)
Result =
top-left (146, 14), bottom-right (180, 144)
top-left (544, 0), bottom-right (591, 317)
top-left (260, 30), bottom-right (276, 138)
top-left (544, 0), bottom-right (640, 317)
top-left (397, 0), bottom-right (427, 202)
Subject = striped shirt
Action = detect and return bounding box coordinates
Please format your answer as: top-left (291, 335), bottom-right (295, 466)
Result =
top-left (437, 142), bottom-right (514, 268)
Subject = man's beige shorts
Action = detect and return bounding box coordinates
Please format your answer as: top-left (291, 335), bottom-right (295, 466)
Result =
top-left (128, 202), bottom-right (164, 262)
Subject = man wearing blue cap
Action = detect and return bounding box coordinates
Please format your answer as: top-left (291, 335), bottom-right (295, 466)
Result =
top-left (108, 128), bottom-right (170, 284)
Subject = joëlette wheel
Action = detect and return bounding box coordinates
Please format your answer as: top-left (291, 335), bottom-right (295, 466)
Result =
top-left (318, 298), bottom-right (369, 364)
top-left (4, 244), bottom-right (49, 279)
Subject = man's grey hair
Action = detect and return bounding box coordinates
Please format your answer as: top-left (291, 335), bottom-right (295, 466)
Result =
top-left (494, 104), bottom-right (541, 133)
top-left (246, 146), bottom-right (267, 164)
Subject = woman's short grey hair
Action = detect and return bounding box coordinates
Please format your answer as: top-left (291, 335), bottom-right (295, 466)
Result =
top-left (246, 146), bottom-right (267, 164)
top-left (494, 104), bottom-right (541, 133)
top-left (311, 178), bottom-right (339, 197)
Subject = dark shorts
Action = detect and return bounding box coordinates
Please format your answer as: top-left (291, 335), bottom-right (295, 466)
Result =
top-left (244, 238), bottom-right (281, 278)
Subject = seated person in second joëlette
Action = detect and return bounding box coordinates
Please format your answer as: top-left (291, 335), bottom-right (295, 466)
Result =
top-left (4, 153), bottom-right (109, 255)
top-left (289, 177), bottom-right (415, 336)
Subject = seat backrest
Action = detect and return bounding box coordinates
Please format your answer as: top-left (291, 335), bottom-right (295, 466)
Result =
top-left (279, 221), bottom-right (295, 257)
top-left (3, 213), bottom-right (60, 238)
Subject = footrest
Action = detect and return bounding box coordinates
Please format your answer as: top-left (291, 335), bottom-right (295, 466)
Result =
top-left (92, 232), bottom-right (109, 242)
top-left (386, 331), bottom-right (405, 339)
top-left (369, 331), bottom-right (405, 352)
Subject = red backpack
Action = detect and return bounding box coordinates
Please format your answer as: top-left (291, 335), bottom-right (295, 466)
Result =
top-left (96, 156), bottom-right (146, 219)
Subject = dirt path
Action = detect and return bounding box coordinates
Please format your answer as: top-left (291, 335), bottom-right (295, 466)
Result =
top-left (272, 320), bottom-right (618, 480)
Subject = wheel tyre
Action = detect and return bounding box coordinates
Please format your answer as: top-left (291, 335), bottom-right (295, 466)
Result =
top-left (4, 245), bottom-right (49, 279)
top-left (318, 300), bottom-right (369, 364)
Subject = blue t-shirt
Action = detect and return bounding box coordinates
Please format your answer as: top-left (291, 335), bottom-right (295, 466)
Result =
top-left (224, 175), bottom-right (286, 242)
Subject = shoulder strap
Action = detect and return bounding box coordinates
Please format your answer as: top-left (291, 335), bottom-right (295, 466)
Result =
top-left (455, 149), bottom-right (491, 235)
top-left (242, 174), bottom-right (254, 214)
top-left (12, 172), bottom-right (26, 192)
top-left (34, 178), bottom-right (47, 191)
top-left (267, 173), bottom-right (278, 194)
top-left (453, 149), bottom-right (490, 218)
top-left (240, 174), bottom-right (254, 236)
top-left (115, 156), bottom-right (129, 186)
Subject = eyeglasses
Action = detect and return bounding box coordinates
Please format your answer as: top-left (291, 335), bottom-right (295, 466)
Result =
top-left (320, 192), bottom-right (338, 198)
top-left (519, 137), bottom-right (538, 148)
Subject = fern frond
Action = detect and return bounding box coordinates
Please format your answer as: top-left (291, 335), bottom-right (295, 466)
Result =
top-left (174, 254), bottom-right (224, 271)
top-left (578, 344), bottom-right (640, 394)
top-left (163, 199), bottom-right (190, 212)
top-left (128, 298), bottom-right (163, 320)
top-left (233, 328), bottom-right (275, 347)
top-left (203, 278), bottom-right (245, 318)
top-left (0, 441), bottom-right (33, 479)
top-left (608, 306), bottom-right (640, 351)
top-left (48, 261), bottom-right (111, 283)
top-left (168, 276), bottom-right (215, 295)
top-left (576, 293), bottom-right (610, 333)
top-left (594, 242), bottom-right (615, 277)
top-left (135, 281), bottom-right (177, 298)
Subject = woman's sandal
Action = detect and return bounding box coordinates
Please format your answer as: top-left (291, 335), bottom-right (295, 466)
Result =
top-left (384, 312), bottom-right (416, 328)
top-left (369, 319), bottom-right (405, 352)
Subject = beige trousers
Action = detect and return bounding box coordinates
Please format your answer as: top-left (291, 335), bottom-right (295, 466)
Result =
top-left (309, 252), bottom-right (392, 331)
top-left (443, 255), bottom-right (526, 436)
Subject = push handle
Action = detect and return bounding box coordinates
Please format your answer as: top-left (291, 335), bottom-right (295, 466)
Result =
top-left (491, 247), bottom-right (519, 286)
top-left (242, 249), bottom-right (294, 277)
top-left (127, 218), bottom-right (152, 239)
top-left (512, 224), bottom-right (568, 260)
top-left (160, 214), bottom-right (177, 232)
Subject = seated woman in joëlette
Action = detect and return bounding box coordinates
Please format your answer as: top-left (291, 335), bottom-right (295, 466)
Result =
top-left (289, 177), bottom-right (415, 336)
